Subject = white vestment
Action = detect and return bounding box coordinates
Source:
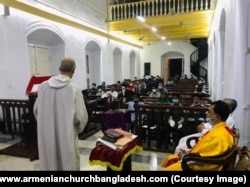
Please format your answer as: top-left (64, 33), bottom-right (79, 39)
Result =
top-left (33, 75), bottom-right (88, 170)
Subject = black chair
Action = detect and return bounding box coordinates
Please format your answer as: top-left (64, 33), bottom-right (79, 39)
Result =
top-left (181, 145), bottom-right (238, 171)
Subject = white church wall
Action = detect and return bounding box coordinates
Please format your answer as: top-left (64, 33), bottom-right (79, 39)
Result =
top-left (142, 40), bottom-right (196, 77)
top-left (0, 8), bottom-right (141, 99)
top-left (208, 0), bottom-right (250, 147)
top-left (0, 9), bottom-right (31, 99)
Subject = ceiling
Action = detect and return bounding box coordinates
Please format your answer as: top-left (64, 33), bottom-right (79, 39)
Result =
top-left (108, 9), bottom-right (215, 44)
top-left (1, 0), bottom-right (217, 46)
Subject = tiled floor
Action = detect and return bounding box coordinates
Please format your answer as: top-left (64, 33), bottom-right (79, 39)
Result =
top-left (0, 131), bottom-right (169, 171)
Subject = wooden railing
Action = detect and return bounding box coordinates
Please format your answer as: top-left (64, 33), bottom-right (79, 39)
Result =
top-left (0, 99), bottom-right (31, 139)
top-left (110, 0), bottom-right (216, 21)
top-left (0, 97), bottom-right (103, 141)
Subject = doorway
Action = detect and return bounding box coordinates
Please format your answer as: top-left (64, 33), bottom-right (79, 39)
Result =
top-left (169, 58), bottom-right (183, 78)
top-left (161, 52), bottom-right (184, 84)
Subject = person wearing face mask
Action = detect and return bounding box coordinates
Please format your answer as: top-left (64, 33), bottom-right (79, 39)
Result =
top-left (172, 98), bottom-right (179, 105)
top-left (170, 93), bottom-right (182, 106)
top-left (96, 87), bottom-right (104, 96)
top-left (173, 98), bottom-right (237, 154)
top-left (149, 87), bottom-right (161, 97)
top-left (127, 81), bottom-right (136, 92)
top-left (157, 82), bottom-right (168, 93)
top-left (168, 94), bottom-right (184, 145)
top-left (161, 98), bottom-right (237, 171)
top-left (162, 100), bottom-right (234, 171)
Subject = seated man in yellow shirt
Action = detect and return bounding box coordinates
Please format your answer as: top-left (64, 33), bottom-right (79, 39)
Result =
top-left (161, 100), bottom-right (235, 171)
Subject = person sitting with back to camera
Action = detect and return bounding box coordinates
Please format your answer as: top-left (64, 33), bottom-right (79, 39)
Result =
top-left (162, 100), bottom-right (235, 171)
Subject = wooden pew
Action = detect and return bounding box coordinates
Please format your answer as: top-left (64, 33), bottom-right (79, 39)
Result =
top-left (134, 103), bottom-right (208, 153)
top-left (140, 96), bottom-right (159, 103)
top-left (0, 98), bottom-right (38, 161)
top-left (78, 99), bottom-right (102, 140)
top-left (140, 95), bottom-right (211, 106)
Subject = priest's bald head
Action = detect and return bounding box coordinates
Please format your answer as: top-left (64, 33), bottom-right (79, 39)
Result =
top-left (59, 57), bottom-right (76, 78)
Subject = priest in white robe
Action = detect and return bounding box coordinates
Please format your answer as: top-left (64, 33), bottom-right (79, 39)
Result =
top-left (33, 57), bottom-right (88, 170)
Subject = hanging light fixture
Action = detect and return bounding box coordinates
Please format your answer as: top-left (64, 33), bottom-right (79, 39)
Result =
top-left (136, 15), bottom-right (145, 22)
top-left (151, 26), bottom-right (157, 32)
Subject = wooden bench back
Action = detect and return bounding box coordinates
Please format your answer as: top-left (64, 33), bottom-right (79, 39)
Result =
top-left (0, 99), bottom-right (30, 138)
top-left (134, 103), bottom-right (208, 152)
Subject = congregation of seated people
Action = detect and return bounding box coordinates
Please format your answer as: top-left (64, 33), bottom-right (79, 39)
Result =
top-left (73, 75), bottom-right (242, 171)
top-left (82, 75), bottom-right (212, 147)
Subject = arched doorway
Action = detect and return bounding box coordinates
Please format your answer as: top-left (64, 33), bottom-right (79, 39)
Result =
top-left (113, 47), bottom-right (122, 83)
top-left (129, 51), bottom-right (136, 80)
top-left (27, 27), bottom-right (65, 76)
top-left (161, 51), bottom-right (184, 84)
top-left (85, 41), bottom-right (101, 88)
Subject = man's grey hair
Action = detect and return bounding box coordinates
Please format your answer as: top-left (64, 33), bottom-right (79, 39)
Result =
top-left (59, 57), bottom-right (76, 72)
